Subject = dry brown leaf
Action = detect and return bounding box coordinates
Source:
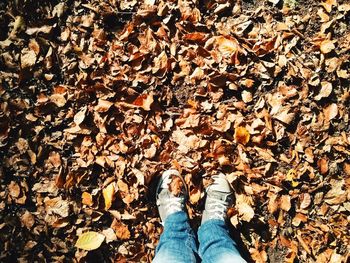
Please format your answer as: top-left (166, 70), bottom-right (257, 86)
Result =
top-left (8, 181), bottom-right (21, 198)
top-left (250, 248), bottom-right (267, 263)
top-left (273, 108), bottom-right (295, 125)
top-left (169, 176), bottom-right (184, 197)
top-left (268, 193), bottom-right (279, 214)
top-left (236, 195), bottom-right (255, 222)
top-left (318, 157), bottom-right (329, 174)
top-left (50, 94), bottom-right (66, 107)
top-left (344, 163), bottom-right (350, 176)
top-left (111, 219), bottom-right (130, 240)
top-left (242, 90), bottom-right (253, 103)
top-left (324, 103), bottom-right (338, 122)
top-left (321, 0), bottom-right (337, 13)
top-left (183, 32), bottom-right (208, 42)
top-left (20, 211), bottom-right (35, 229)
top-left (189, 187), bottom-right (201, 204)
top-left (21, 49), bottom-right (37, 68)
top-left (315, 82), bottom-right (332, 100)
top-left (280, 195), bottom-right (291, 211)
top-left (299, 193), bottom-right (311, 209)
top-left (320, 39), bottom-right (335, 54)
top-left (132, 93), bottom-right (154, 111)
top-left (216, 36), bottom-right (240, 57)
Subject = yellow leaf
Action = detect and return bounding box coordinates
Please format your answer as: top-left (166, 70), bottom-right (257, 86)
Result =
top-left (286, 169), bottom-right (299, 187)
top-left (103, 183), bottom-right (115, 210)
top-left (286, 169), bottom-right (296, 181)
top-left (234, 126), bottom-right (250, 145)
top-left (75, 231), bottom-right (105, 251)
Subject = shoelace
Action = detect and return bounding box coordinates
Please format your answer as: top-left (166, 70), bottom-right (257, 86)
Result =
top-left (207, 199), bottom-right (228, 220)
top-left (163, 196), bottom-right (184, 214)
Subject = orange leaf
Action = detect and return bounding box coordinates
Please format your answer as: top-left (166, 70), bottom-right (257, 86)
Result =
top-left (183, 32), bottom-right (208, 42)
top-left (111, 219), bottom-right (130, 240)
top-left (234, 126), bottom-right (250, 145)
top-left (132, 93), bottom-right (154, 111)
top-left (82, 192), bottom-right (93, 206)
top-left (317, 157), bottom-right (329, 174)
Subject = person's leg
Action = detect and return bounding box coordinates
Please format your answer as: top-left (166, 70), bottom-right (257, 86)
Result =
top-left (198, 219), bottom-right (246, 263)
top-left (153, 211), bottom-right (198, 263)
top-left (153, 169), bottom-right (198, 263)
top-left (198, 173), bottom-right (246, 263)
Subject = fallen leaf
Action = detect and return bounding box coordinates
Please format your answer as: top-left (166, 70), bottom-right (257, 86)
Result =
top-left (132, 93), bottom-right (154, 111)
top-left (315, 82), bottom-right (332, 100)
top-left (8, 181), bottom-right (21, 198)
top-left (234, 126), bottom-right (250, 145)
top-left (75, 231), bottom-right (105, 251)
top-left (169, 176), bottom-right (184, 197)
top-left (280, 195), bottom-right (291, 211)
top-left (299, 193), bottom-right (311, 209)
top-left (82, 192), bottom-right (93, 206)
top-left (189, 187), bottom-right (201, 204)
top-left (20, 211), bottom-right (35, 229)
top-left (21, 49), bottom-right (37, 68)
top-left (324, 103), bottom-right (338, 122)
top-left (102, 228), bottom-right (117, 243)
top-left (318, 158), bottom-right (329, 174)
top-left (74, 107), bottom-right (87, 125)
top-left (216, 36), bottom-right (240, 57)
top-left (103, 183), bottom-right (115, 210)
top-left (268, 0), bottom-right (280, 5)
top-left (183, 32), bottom-right (208, 42)
top-left (111, 219), bottom-right (130, 240)
top-left (320, 40), bottom-right (335, 54)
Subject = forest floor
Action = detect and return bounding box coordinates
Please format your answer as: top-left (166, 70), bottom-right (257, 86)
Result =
top-left (0, 0), bottom-right (350, 262)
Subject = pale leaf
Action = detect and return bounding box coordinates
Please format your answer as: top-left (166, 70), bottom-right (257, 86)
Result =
top-left (216, 36), bottom-right (239, 57)
top-left (320, 40), bottom-right (335, 54)
top-left (315, 82), bottom-right (332, 100)
top-left (324, 103), bottom-right (338, 122)
top-left (74, 107), bottom-right (87, 125)
top-left (75, 231), bottom-right (105, 251)
top-left (103, 183), bottom-right (115, 210)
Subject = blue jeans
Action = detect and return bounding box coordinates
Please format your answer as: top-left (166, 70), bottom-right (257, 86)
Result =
top-left (153, 211), bottom-right (246, 263)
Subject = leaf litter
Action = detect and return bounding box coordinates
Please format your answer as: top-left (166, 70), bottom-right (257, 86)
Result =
top-left (0, 0), bottom-right (350, 262)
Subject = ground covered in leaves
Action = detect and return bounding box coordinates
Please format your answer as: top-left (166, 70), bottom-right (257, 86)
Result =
top-left (1, 0), bottom-right (350, 262)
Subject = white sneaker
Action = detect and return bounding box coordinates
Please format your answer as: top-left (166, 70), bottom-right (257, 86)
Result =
top-left (202, 173), bottom-right (234, 224)
top-left (156, 170), bottom-right (187, 223)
